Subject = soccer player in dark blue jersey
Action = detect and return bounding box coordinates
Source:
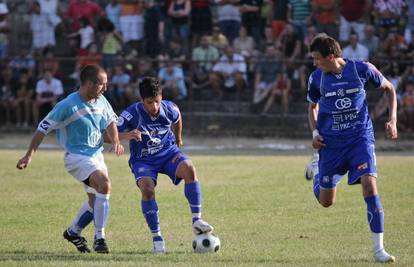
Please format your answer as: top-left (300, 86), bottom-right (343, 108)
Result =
top-left (115, 77), bottom-right (214, 253)
top-left (305, 34), bottom-right (398, 263)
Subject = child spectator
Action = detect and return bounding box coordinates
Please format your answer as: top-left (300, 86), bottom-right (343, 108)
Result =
top-left (67, 16), bottom-right (95, 56)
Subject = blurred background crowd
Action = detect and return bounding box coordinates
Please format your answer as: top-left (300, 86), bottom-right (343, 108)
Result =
top-left (0, 0), bottom-right (413, 134)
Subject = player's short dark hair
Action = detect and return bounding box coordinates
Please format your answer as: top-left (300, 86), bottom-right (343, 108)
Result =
top-left (80, 65), bottom-right (105, 85)
top-left (139, 77), bottom-right (162, 99)
top-left (310, 33), bottom-right (342, 58)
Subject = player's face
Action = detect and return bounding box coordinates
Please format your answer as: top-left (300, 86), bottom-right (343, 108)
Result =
top-left (143, 95), bottom-right (162, 117)
top-left (311, 52), bottom-right (334, 72)
top-left (90, 72), bottom-right (108, 99)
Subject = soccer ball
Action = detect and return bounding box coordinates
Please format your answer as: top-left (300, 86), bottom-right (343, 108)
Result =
top-left (192, 233), bottom-right (220, 253)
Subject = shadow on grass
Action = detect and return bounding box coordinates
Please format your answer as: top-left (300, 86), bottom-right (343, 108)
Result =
top-left (0, 250), bottom-right (292, 265)
top-left (0, 250), bottom-right (183, 262)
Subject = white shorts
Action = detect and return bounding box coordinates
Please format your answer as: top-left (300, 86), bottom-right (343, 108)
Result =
top-left (64, 152), bottom-right (108, 194)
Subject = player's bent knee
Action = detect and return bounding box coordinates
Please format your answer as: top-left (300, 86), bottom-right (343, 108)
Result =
top-left (178, 161), bottom-right (197, 182)
top-left (140, 187), bottom-right (155, 200)
top-left (89, 171), bottom-right (111, 194)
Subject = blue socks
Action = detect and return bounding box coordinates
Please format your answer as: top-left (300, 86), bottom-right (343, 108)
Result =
top-left (313, 174), bottom-right (320, 200)
top-left (365, 195), bottom-right (384, 233)
top-left (69, 201), bottom-right (94, 236)
top-left (185, 181), bottom-right (202, 223)
top-left (94, 193), bottom-right (110, 240)
top-left (141, 199), bottom-right (163, 241)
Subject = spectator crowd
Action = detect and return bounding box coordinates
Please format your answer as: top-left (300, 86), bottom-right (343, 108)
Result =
top-left (0, 0), bottom-right (413, 132)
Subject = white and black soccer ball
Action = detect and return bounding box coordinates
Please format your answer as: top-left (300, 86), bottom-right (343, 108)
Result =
top-left (192, 233), bottom-right (220, 253)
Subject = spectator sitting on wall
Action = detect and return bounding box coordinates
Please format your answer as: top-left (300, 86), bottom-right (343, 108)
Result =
top-left (207, 24), bottom-right (229, 53)
top-left (398, 80), bottom-right (414, 132)
top-left (108, 64), bottom-right (130, 110)
top-left (261, 71), bottom-right (291, 115)
top-left (0, 65), bottom-right (14, 126)
top-left (252, 45), bottom-right (284, 112)
top-left (210, 45), bottom-right (246, 100)
top-left (12, 69), bottom-right (36, 128)
top-left (158, 58), bottom-right (188, 101)
top-left (9, 48), bottom-right (36, 78)
top-left (38, 47), bottom-right (60, 78)
top-left (342, 33), bottom-right (369, 61)
top-left (192, 35), bottom-right (220, 89)
top-left (32, 69), bottom-right (64, 125)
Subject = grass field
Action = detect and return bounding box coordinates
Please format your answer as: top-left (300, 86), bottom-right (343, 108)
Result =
top-left (0, 149), bottom-right (413, 266)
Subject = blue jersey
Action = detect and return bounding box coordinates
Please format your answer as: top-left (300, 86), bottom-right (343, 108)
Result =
top-left (117, 100), bottom-right (180, 164)
top-left (37, 91), bottom-right (117, 156)
top-left (307, 60), bottom-right (384, 148)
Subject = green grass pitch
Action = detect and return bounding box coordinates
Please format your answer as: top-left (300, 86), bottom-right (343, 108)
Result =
top-left (0, 150), bottom-right (413, 266)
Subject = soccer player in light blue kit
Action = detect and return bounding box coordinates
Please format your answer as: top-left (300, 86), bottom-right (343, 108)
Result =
top-left (305, 34), bottom-right (398, 263)
top-left (115, 77), bottom-right (213, 254)
top-left (16, 65), bottom-right (124, 253)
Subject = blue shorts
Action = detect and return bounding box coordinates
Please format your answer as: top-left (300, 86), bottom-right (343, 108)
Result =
top-left (318, 137), bottom-right (377, 189)
top-left (130, 146), bottom-right (189, 186)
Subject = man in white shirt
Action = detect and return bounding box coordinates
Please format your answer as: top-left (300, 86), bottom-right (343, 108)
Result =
top-left (342, 33), bottom-right (369, 61)
top-left (30, 1), bottom-right (61, 54)
top-left (210, 45), bottom-right (246, 99)
top-left (33, 69), bottom-right (64, 125)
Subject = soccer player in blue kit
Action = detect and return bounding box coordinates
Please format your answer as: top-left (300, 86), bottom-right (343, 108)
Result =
top-left (305, 34), bottom-right (398, 263)
top-left (16, 65), bottom-right (124, 254)
top-left (115, 77), bottom-right (214, 254)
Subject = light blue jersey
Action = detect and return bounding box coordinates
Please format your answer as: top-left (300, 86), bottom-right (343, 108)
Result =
top-left (37, 91), bottom-right (117, 156)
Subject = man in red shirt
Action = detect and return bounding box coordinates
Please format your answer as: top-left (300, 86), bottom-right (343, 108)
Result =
top-left (67, 0), bottom-right (104, 31)
top-left (311, 0), bottom-right (339, 40)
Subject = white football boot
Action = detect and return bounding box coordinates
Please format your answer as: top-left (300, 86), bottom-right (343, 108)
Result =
top-left (374, 249), bottom-right (395, 263)
top-left (192, 219), bottom-right (214, 235)
top-left (153, 240), bottom-right (166, 254)
top-left (305, 153), bottom-right (319, 180)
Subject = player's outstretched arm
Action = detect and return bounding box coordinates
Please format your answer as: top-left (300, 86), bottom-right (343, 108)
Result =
top-left (105, 121), bottom-right (124, 156)
top-left (308, 103), bottom-right (325, 149)
top-left (381, 79), bottom-right (398, 139)
top-left (16, 131), bottom-right (46, 170)
top-left (119, 130), bottom-right (142, 141)
top-left (103, 129), bottom-right (142, 143)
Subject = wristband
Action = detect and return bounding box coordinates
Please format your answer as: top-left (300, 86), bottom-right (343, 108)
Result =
top-left (312, 129), bottom-right (319, 139)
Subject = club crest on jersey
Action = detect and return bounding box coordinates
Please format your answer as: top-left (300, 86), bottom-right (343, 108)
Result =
top-left (335, 73), bottom-right (342, 79)
top-left (335, 97), bottom-right (352, 109)
top-left (337, 89), bottom-right (345, 97)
